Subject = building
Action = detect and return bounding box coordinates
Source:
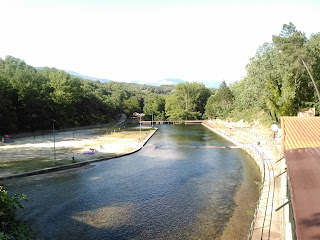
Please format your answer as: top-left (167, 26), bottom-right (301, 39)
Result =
top-left (281, 117), bottom-right (320, 240)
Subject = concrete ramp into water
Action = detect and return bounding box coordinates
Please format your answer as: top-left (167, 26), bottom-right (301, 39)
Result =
top-left (199, 146), bottom-right (242, 149)
top-left (178, 146), bottom-right (242, 149)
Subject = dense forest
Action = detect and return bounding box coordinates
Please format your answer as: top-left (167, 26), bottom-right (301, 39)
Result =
top-left (227, 23), bottom-right (320, 123)
top-left (0, 58), bottom-right (174, 134)
top-left (206, 22), bottom-right (320, 124)
top-left (1, 23), bottom-right (319, 134)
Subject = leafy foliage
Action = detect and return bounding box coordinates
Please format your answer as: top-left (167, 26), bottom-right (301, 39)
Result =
top-left (143, 94), bottom-right (166, 120)
top-left (0, 57), bottom-right (174, 134)
top-left (165, 82), bottom-right (210, 120)
top-left (230, 23), bottom-right (320, 123)
top-left (205, 81), bottom-right (233, 119)
top-left (123, 96), bottom-right (141, 117)
top-left (0, 186), bottom-right (33, 240)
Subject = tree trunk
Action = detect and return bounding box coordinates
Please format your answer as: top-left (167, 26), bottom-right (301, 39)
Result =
top-left (300, 57), bottom-right (320, 103)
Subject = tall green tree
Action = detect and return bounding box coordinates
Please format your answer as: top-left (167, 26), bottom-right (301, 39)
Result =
top-left (123, 96), bottom-right (141, 117)
top-left (143, 94), bottom-right (166, 120)
top-left (165, 82), bottom-right (210, 120)
top-left (230, 23), bottom-right (320, 123)
top-left (205, 81), bottom-right (233, 119)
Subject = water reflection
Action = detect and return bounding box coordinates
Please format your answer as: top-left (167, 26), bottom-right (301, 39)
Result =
top-left (3, 124), bottom-right (259, 240)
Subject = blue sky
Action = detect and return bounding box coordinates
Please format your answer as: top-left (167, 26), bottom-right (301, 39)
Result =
top-left (1, 0), bottom-right (319, 86)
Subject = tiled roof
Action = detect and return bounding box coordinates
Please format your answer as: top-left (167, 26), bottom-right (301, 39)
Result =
top-left (282, 117), bottom-right (320, 239)
top-left (281, 117), bottom-right (320, 153)
top-left (285, 147), bottom-right (320, 240)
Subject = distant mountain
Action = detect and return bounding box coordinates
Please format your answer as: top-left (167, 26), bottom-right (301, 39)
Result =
top-left (65, 70), bottom-right (110, 82)
top-left (160, 78), bottom-right (186, 85)
top-left (139, 78), bottom-right (222, 89)
top-left (35, 68), bottom-right (111, 82)
top-left (132, 78), bottom-right (185, 86)
top-left (37, 67), bottom-right (221, 88)
top-left (136, 78), bottom-right (222, 89)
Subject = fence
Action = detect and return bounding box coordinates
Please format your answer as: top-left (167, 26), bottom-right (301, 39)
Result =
top-left (247, 144), bottom-right (276, 239)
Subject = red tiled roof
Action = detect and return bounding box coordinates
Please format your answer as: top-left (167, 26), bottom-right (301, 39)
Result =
top-left (285, 147), bottom-right (320, 240)
top-left (282, 117), bottom-right (320, 239)
top-left (281, 117), bottom-right (320, 154)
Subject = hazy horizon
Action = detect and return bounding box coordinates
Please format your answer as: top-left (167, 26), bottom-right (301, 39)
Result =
top-left (1, 0), bottom-right (319, 85)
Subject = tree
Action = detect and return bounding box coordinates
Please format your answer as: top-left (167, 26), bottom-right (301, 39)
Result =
top-left (0, 57), bottom-right (54, 132)
top-left (0, 55), bottom-right (179, 134)
top-left (231, 23), bottom-right (320, 123)
top-left (143, 94), bottom-right (166, 120)
top-left (205, 81), bottom-right (233, 119)
top-left (304, 33), bottom-right (320, 106)
top-left (123, 96), bottom-right (141, 117)
top-left (165, 82), bottom-right (210, 120)
top-left (0, 74), bottom-right (17, 133)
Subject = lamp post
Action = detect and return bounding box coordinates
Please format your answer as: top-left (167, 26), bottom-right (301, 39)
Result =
top-left (52, 119), bottom-right (57, 165)
top-left (271, 122), bottom-right (278, 139)
top-left (152, 111), bottom-right (154, 128)
top-left (137, 113), bottom-right (145, 142)
top-left (140, 114), bottom-right (142, 140)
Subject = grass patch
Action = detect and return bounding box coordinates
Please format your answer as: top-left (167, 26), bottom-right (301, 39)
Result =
top-left (0, 158), bottom-right (62, 174)
top-left (114, 126), bottom-right (153, 132)
top-left (56, 159), bottom-right (77, 165)
top-left (246, 210), bottom-right (255, 216)
top-left (230, 108), bottom-right (273, 127)
top-left (253, 181), bottom-right (262, 191)
top-left (108, 128), bottom-right (154, 140)
top-left (0, 127), bottom-right (155, 175)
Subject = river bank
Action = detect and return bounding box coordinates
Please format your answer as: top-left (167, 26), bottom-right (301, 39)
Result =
top-left (202, 120), bottom-right (282, 239)
top-left (1, 124), bottom-right (263, 240)
top-left (1, 120), bottom-right (282, 239)
top-left (0, 126), bottom-right (157, 180)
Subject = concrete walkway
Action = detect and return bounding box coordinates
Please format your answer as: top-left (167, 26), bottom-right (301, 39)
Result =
top-left (248, 146), bottom-right (282, 240)
top-left (202, 121), bottom-right (283, 240)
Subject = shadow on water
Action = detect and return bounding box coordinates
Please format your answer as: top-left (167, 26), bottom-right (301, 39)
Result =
top-left (2, 124), bottom-right (259, 240)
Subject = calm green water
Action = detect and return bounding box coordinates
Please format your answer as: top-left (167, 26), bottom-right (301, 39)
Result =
top-left (2, 124), bottom-right (260, 240)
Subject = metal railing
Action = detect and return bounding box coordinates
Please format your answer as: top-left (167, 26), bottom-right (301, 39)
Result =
top-left (247, 144), bottom-right (276, 240)
top-left (287, 178), bottom-right (297, 240)
top-left (235, 127), bottom-right (274, 144)
top-left (202, 122), bottom-right (277, 239)
top-left (247, 144), bottom-right (266, 239)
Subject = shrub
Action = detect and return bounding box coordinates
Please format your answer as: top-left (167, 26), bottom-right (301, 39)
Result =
top-left (0, 186), bottom-right (33, 239)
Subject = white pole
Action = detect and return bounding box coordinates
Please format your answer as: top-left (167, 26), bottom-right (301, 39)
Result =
top-left (152, 111), bottom-right (154, 128)
top-left (140, 115), bottom-right (142, 141)
top-left (52, 120), bottom-right (56, 164)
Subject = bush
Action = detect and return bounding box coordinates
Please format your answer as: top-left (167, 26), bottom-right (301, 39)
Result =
top-left (0, 186), bottom-right (33, 239)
